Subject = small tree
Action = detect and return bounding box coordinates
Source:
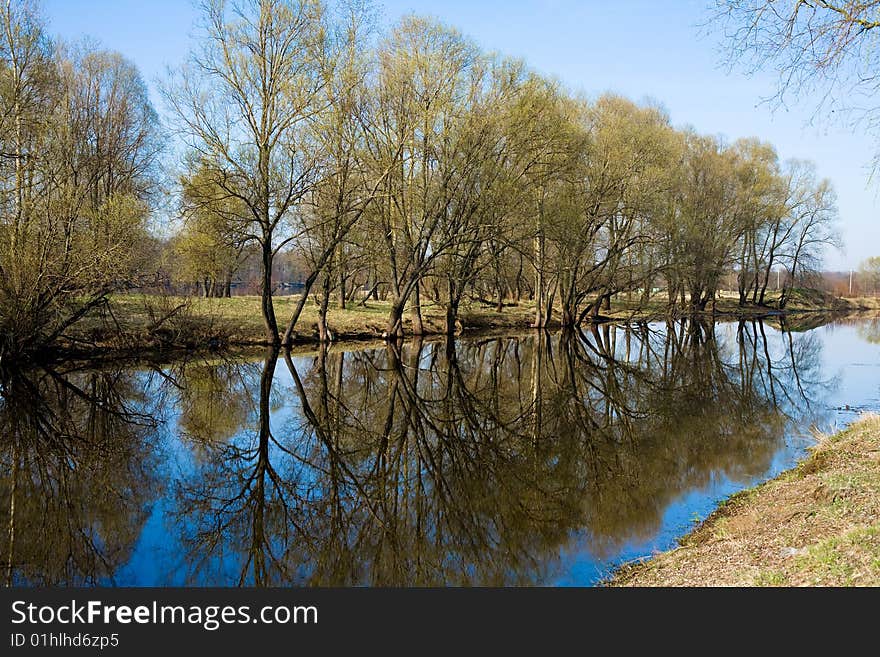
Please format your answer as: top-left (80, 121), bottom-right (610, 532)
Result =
top-left (175, 164), bottom-right (250, 297)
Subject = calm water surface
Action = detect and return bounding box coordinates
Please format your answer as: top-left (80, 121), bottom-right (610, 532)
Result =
top-left (2, 316), bottom-right (879, 586)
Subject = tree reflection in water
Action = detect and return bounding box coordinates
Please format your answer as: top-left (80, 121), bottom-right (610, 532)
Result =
top-left (0, 363), bottom-right (167, 585)
top-left (167, 318), bottom-right (828, 585)
top-left (0, 319), bottom-right (832, 585)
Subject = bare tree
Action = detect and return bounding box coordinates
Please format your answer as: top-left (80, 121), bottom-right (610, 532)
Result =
top-left (362, 16), bottom-right (492, 338)
top-left (281, 0), bottom-right (386, 344)
top-left (163, 0), bottom-right (327, 344)
top-left (778, 166), bottom-right (839, 307)
top-left (713, 0), bottom-right (880, 165)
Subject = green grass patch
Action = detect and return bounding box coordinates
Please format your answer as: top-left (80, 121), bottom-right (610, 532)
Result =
top-left (794, 525), bottom-right (880, 586)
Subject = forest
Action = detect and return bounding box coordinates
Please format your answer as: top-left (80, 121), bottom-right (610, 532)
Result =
top-left (0, 0), bottom-right (841, 361)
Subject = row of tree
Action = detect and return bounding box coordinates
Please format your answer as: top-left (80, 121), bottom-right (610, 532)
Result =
top-left (0, 0), bottom-right (840, 359)
top-left (166, 0), bottom-right (839, 344)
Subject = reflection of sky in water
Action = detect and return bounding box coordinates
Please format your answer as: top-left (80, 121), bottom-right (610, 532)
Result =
top-left (115, 356), bottom-right (309, 586)
top-left (558, 320), bottom-right (880, 585)
top-left (13, 318), bottom-right (880, 587)
top-left (818, 323), bottom-right (880, 427)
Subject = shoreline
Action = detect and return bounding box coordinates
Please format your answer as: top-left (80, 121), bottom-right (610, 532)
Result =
top-left (19, 293), bottom-right (879, 364)
top-left (606, 413), bottom-right (880, 587)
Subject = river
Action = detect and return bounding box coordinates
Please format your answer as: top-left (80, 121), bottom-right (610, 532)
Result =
top-left (2, 316), bottom-right (879, 585)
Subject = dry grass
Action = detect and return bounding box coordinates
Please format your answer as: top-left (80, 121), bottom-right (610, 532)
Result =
top-left (846, 296), bottom-right (880, 311)
top-left (63, 289), bottom-right (877, 353)
top-left (609, 414), bottom-right (880, 587)
top-left (100, 294), bottom-right (539, 345)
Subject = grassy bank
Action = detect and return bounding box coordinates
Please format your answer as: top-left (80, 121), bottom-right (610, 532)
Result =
top-left (78, 294), bottom-right (538, 348)
top-left (53, 289), bottom-right (879, 355)
top-left (609, 414), bottom-right (880, 587)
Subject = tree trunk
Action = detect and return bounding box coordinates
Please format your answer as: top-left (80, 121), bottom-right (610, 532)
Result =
top-left (366, 266), bottom-right (378, 300)
top-left (515, 253), bottom-right (524, 303)
top-left (317, 274), bottom-right (333, 343)
top-left (445, 278), bottom-right (459, 336)
top-left (445, 302), bottom-right (459, 336)
top-left (494, 254), bottom-right (505, 312)
top-left (260, 238), bottom-right (279, 344)
top-left (410, 281), bottom-right (424, 335)
top-left (539, 285), bottom-right (554, 327)
top-left (386, 298), bottom-right (406, 339)
top-left (338, 245), bottom-right (346, 310)
top-left (533, 231), bottom-right (545, 328)
top-left (757, 255), bottom-right (774, 305)
top-left (282, 271), bottom-right (319, 346)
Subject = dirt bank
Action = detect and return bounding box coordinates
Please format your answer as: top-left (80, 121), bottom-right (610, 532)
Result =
top-left (610, 414), bottom-right (880, 586)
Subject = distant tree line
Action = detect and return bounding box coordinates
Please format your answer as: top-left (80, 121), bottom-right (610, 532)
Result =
top-left (0, 0), bottom-right (840, 359)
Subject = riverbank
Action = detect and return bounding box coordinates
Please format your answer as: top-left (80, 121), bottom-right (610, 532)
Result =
top-left (609, 413), bottom-right (880, 586)
top-left (54, 289), bottom-right (879, 356)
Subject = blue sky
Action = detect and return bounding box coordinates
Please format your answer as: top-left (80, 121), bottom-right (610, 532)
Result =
top-left (44, 0), bottom-right (879, 270)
